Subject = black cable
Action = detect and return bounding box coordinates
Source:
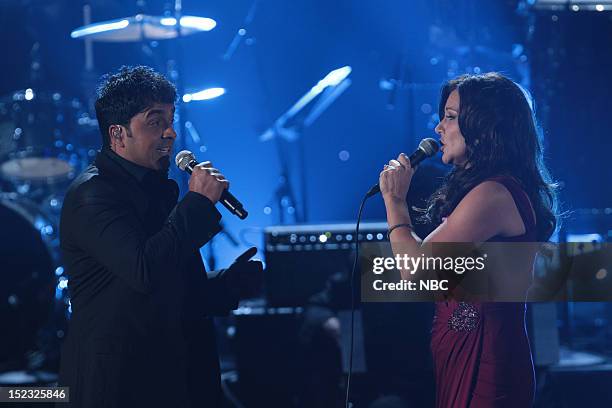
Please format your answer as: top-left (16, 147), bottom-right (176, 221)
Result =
top-left (345, 192), bottom-right (372, 408)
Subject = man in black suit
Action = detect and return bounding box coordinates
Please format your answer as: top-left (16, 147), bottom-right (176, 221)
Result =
top-left (58, 66), bottom-right (261, 407)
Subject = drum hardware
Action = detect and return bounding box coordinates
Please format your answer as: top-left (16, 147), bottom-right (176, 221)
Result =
top-left (0, 370), bottom-right (58, 386)
top-left (70, 13), bottom-right (217, 42)
top-left (0, 89), bottom-right (99, 194)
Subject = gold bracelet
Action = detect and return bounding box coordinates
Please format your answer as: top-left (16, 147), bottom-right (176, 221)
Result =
top-left (387, 222), bottom-right (413, 239)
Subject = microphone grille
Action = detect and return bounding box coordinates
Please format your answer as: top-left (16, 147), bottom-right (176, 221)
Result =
top-left (419, 138), bottom-right (439, 156)
top-left (175, 150), bottom-right (195, 171)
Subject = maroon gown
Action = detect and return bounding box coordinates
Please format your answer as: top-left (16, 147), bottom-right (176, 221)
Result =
top-left (430, 176), bottom-right (537, 408)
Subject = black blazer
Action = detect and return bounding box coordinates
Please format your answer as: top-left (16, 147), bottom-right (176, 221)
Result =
top-left (58, 150), bottom-right (237, 408)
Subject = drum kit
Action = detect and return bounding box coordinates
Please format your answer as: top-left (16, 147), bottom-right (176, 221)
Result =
top-left (0, 2), bottom-right (217, 380)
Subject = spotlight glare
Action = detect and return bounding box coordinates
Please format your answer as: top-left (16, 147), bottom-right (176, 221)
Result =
top-left (318, 66), bottom-right (352, 89)
top-left (183, 87), bottom-right (226, 102)
top-left (160, 17), bottom-right (177, 26)
top-left (160, 16), bottom-right (216, 31)
top-left (71, 19), bottom-right (129, 38)
top-left (180, 16), bottom-right (216, 31)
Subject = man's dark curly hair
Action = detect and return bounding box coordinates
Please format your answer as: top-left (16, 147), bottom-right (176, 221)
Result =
top-left (95, 66), bottom-right (177, 148)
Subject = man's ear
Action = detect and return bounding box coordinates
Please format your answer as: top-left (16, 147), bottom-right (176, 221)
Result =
top-left (109, 125), bottom-right (125, 149)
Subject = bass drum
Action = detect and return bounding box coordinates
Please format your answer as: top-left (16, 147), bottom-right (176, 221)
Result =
top-left (0, 193), bottom-right (61, 370)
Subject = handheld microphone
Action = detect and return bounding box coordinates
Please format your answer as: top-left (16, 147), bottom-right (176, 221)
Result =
top-left (365, 138), bottom-right (439, 198)
top-left (175, 150), bottom-right (248, 220)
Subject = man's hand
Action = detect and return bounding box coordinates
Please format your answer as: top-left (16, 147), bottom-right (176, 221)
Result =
top-left (188, 161), bottom-right (229, 204)
top-left (225, 247), bottom-right (263, 300)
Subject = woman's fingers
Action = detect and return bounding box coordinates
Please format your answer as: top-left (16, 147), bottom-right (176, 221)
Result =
top-left (398, 153), bottom-right (411, 169)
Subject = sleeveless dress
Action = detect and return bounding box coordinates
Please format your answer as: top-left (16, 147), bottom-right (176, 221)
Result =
top-left (430, 176), bottom-right (537, 408)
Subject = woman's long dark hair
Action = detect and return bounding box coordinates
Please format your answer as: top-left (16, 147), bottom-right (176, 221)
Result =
top-left (423, 72), bottom-right (559, 241)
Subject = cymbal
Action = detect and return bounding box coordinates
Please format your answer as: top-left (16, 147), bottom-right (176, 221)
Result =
top-left (70, 14), bottom-right (216, 42)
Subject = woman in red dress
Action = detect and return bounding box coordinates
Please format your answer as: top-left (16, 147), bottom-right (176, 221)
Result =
top-left (379, 72), bottom-right (558, 407)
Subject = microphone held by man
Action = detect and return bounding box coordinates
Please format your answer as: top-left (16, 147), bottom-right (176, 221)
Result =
top-left (176, 150), bottom-right (249, 219)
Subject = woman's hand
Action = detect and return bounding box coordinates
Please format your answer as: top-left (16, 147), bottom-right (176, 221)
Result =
top-left (379, 153), bottom-right (416, 204)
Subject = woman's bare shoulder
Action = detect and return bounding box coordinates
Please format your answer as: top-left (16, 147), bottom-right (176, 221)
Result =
top-left (424, 180), bottom-right (521, 243)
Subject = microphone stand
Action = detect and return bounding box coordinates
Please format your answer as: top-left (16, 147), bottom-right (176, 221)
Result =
top-left (271, 130), bottom-right (302, 224)
top-left (260, 68), bottom-right (352, 224)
